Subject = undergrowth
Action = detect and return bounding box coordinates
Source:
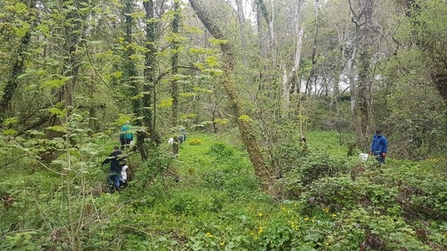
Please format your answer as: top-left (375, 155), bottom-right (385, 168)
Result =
top-left (1, 131), bottom-right (446, 250)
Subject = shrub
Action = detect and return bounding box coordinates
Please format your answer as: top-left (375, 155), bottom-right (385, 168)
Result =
top-left (300, 175), bottom-right (401, 214)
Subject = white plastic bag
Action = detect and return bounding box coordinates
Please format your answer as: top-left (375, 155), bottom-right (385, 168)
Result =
top-left (359, 153), bottom-right (369, 162)
top-left (120, 165), bottom-right (128, 183)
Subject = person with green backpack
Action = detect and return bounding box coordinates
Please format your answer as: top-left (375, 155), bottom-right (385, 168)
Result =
top-left (119, 121), bottom-right (133, 150)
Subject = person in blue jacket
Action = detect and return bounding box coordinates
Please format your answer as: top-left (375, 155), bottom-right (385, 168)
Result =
top-left (370, 130), bottom-right (388, 164)
top-left (119, 121), bottom-right (133, 150)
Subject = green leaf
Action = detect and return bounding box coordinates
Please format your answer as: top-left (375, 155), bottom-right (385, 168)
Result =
top-left (130, 11), bottom-right (145, 19)
top-left (3, 129), bottom-right (17, 136)
top-left (15, 27), bottom-right (29, 37)
top-left (238, 114), bottom-right (251, 122)
top-left (42, 79), bottom-right (66, 88)
top-left (208, 38), bottom-right (229, 45)
top-left (192, 87), bottom-right (213, 94)
top-left (159, 98), bottom-right (173, 108)
top-left (203, 68), bottom-right (223, 76)
top-left (3, 117), bottom-right (18, 126)
top-left (25, 243), bottom-right (36, 251)
top-left (47, 107), bottom-right (66, 116)
top-left (14, 3), bottom-right (27, 14)
top-left (205, 56), bottom-right (220, 67)
top-left (46, 125), bottom-right (66, 132)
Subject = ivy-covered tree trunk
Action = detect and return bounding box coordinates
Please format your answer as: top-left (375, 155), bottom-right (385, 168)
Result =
top-left (171, 0), bottom-right (180, 128)
top-left (188, 0), bottom-right (273, 191)
top-left (349, 0), bottom-right (375, 149)
top-left (354, 48), bottom-right (371, 148)
top-left (142, 0), bottom-right (157, 150)
top-left (47, 0), bottom-right (86, 140)
top-left (0, 0), bottom-right (37, 124)
top-left (122, 0), bottom-right (147, 159)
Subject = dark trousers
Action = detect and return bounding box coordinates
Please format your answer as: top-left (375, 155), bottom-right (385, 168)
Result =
top-left (120, 138), bottom-right (131, 150)
top-left (109, 171), bottom-right (120, 189)
top-left (374, 154), bottom-right (385, 164)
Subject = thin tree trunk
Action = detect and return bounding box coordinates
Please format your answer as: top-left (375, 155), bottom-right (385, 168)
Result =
top-left (142, 0), bottom-right (158, 156)
top-left (282, 26), bottom-right (304, 117)
top-left (171, 0), bottom-right (180, 128)
top-left (256, 2), bottom-right (267, 59)
top-left (256, 0), bottom-right (276, 63)
top-left (123, 0), bottom-right (146, 159)
top-left (304, 0), bottom-right (318, 96)
top-left (188, 0), bottom-right (273, 190)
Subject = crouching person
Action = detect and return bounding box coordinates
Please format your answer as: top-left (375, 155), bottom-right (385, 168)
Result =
top-left (102, 146), bottom-right (126, 192)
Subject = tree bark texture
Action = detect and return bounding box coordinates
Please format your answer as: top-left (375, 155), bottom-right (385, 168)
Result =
top-left (143, 0), bottom-right (158, 150)
top-left (256, 0), bottom-right (277, 64)
top-left (282, 26), bottom-right (304, 117)
top-left (0, 0), bottom-right (37, 124)
top-left (171, 0), bottom-right (180, 128)
top-left (188, 0), bottom-right (273, 190)
top-left (349, 0), bottom-right (375, 149)
top-left (47, 0), bottom-right (86, 140)
top-left (124, 0), bottom-right (148, 160)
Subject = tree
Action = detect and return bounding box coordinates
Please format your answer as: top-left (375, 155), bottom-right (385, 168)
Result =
top-left (348, 0), bottom-right (375, 148)
top-left (171, 0), bottom-right (181, 128)
top-left (0, 0), bottom-right (38, 124)
top-left (188, 0), bottom-right (273, 190)
top-left (141, 0), bottom-right (158, 158)
top-left (410, 0), bottom-right (447, 106)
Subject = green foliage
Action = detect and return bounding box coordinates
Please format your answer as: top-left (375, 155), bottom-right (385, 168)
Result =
top-left (379, 48), bottom-right (447, 159)
top-left (188, 138), bottom-right (202, 145)
top-left (300, 175), bottom-right (401, 213)
top-left (280, 149), bottom-right (350, 199)
top-left (2, 130), bottom-right (447, 250)
top-left (2, 231), bottom-right (38, 251)
top-left (208, 142), bottom-right (236, 161)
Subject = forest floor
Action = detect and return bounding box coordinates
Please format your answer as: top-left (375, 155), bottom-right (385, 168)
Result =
top-left (1, 131), bottom-right (446, 250)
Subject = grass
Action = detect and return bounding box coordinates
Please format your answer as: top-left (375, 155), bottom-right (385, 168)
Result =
top-left (1, 130), bottom-right (446, 250)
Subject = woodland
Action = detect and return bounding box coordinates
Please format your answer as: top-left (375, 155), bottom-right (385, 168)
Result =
top-left (1, 0), bottom-right (447, 250)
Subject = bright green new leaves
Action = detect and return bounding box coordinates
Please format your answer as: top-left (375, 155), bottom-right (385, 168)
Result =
top-left (238, 114), bottom-right (251, 122)
top-left (208, 38), bottom-right (229, 45)
top-left (159, 97), bottom-right (173, 107)
top-left (42, 76), bottom-right (74, 89)
top-left (13, 3), bottom-right (28, 14)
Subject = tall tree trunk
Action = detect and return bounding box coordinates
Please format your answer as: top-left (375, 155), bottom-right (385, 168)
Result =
top-left (349, 0), bottom-right (375, 149)
top-left (256, 0), bottom-right (277, 64)
top-left (47, 0), bottom-right (85, 139)
top-left (256, 1), bottom-right (268, 59)
top-left (282, 26), bottom-right (304, 117)
top-left (123, 0), bottom-right (146, 158)
top-left (235, 0), bottom-right (247, 67)
top-left (141, 0), bottom-right (158, 158)
top-left (354, 48), bottom-right (371, 147)
top-left (0, 0), bottom-right (37, 124)
top-left (171, 0), bottom-right (180, 128)
top-left (188, 0), bottom-right (273, 190)
top-left (304, 0), bottom-right (318, 95)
